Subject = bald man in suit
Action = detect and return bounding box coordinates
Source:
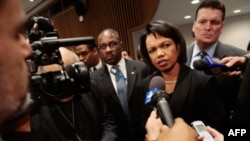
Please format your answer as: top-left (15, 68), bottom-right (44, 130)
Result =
top-left (91, 29), bottom-right (151, 141)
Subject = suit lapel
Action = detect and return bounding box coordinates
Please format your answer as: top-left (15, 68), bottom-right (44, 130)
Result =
top-left (186, 44), bottom-right (194, 66)
top-left (99, 66), bottom-right (121, 103)
top-left (125, 60), bottom-right (137, 101)
top-left (213, 42), bottom-right (227, 59)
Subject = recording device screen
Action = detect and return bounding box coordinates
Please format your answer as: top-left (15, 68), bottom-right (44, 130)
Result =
top-left (196, 124), bottom-right (207, 132)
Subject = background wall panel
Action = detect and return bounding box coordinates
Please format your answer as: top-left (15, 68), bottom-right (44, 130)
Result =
top-left (52, 0), bottom-right (159, 58)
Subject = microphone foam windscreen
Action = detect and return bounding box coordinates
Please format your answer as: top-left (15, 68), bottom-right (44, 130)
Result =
top-left (149, 76), bottom-right (165, 90)
top-left (193, 59), bottom-right (208, 71)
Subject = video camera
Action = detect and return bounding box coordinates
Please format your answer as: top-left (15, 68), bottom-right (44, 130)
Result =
top-left (29, 36), bottom-right (95, 72)
top-left (28, 36), bottom-right (95, 104)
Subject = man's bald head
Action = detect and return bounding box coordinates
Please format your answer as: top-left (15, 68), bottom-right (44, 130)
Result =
top-left (38, 47), bottom-right (79, 73)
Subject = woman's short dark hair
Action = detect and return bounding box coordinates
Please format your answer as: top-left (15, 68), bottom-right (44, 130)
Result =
top-left (139, 20), bottom-right (187, 71)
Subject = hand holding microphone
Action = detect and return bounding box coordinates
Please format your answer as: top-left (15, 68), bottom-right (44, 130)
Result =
top-left (220, 56), bottom-right (247, 76)
top-left (145, 111), bottom-right (198, 141)
top-left (145, 110), bottom-right (169, 141)
top-left (144, 76), bottom-right (222, 141)
top-left (193, 56), bottom-right (243, 75)
top-left (145, 76), bottom-right (174, 127)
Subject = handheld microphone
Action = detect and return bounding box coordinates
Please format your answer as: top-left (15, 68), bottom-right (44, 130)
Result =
top-left (145, 76), bottom-right (165, 105)
top-left (193, 56), bottom-right (242, 75)
top-left (145, 76), bottom-right (174, 127)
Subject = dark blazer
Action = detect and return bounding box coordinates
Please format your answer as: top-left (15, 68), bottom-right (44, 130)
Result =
top-left (1, 132), bottom-right (43, 141)
top-left (90, 59), bottom-right (151, 141)
top-left (186, 41), bottom-right (248, 118)
top-left (143, 65), bottom-right (228, 134)
top-left (229, 59), bottom-right (250, 140)
top-left (30, 89), bottom-right (117, 141)
top-left (231, 59), bottom-right (250, 127)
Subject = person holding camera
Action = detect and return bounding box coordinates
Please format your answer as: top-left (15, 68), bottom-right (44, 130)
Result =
top-left (30, 47), bottom-right (117, 141)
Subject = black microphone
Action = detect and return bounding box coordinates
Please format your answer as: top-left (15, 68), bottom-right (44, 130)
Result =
top-left (193, 56), bottom-right (242, 75)
top-left (31, 36), bottom-right (95, 51)
top-left (145, 76), bottom-right (174, 127)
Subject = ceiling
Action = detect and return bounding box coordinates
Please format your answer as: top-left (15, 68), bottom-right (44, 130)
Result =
top-left (21, 0), bottom-right (250, 26)
top-left (21, 0), bottom-right (57, 18)
top-left (153, 0), bottom-right (250, 26)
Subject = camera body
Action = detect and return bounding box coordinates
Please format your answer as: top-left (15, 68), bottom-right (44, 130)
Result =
top-left (26, 16), bottom-right (96, 106)
top-left (28, 36), bottom-right (95, 106)
top-left (30, 61), bottom-right (90, 99)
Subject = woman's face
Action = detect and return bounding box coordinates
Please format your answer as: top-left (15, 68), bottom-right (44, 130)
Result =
top-left (146, 33), bottom-right (179, 72)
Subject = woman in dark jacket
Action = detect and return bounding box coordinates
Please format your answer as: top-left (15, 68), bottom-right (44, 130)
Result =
top-left (139, 20), bottom-right (228, 134)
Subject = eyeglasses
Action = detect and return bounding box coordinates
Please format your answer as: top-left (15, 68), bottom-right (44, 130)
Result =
top-left (98, 41), bottom-right (120, 50)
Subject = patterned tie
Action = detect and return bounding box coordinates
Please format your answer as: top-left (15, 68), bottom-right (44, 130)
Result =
top-left (199, 51), bottom-right (208, 59)
top-left (110, 65), bottom-right (130, 121)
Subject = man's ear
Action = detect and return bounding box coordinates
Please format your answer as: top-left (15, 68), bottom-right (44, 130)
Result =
top-left (93, 48), bottom-right (98, 54)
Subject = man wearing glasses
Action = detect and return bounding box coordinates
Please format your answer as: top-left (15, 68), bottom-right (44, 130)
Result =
top-left (90, 28), bottom-right (151, 141)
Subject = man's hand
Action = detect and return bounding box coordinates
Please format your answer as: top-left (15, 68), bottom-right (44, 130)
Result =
top-left (220, 56), bottom-right (247, 76)
top-left (145, 111), bottom-right (197, 141)
top-left (157, 118), bottom-right (197, 141)
top-left (145, 110), bottom-right (168, 141)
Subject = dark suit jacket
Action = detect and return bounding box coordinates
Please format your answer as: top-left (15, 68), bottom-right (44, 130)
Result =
top-left (186, 41), bottom-right (248, 118)
top-left (143, 65), bottom-right (228, 134)
top-left (231, 59), bottom-right (250, 127)
top-left (90, 59), bottom-right (151, 141)
top-left (229, 59), bottom-right (250, 140)
top-left (30, 89), bottom-right (117, 141)
top-left (1, 132), bottom-right (43, 141)
top-left (186, 41), bottom-right (247, 65)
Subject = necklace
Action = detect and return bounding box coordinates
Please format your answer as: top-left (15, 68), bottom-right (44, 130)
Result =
top-left (165, 80), bottom-right (177, 84)
top-left (55, 100), bottom-right (75, 129)
top-left (55, 100), bottom-right (83, 141)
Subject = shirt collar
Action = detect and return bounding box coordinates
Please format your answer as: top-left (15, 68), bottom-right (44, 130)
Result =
top-left (95, 59), bottom-right (102, 69)
top-left (193, 42), bottom-right (217, 57)
top-left (106, 58), bottom-right (126, 72)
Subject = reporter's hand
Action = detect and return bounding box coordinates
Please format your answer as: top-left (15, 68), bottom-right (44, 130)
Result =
top-left (145, 111), bottom-right (169, 141)
top-left (157, 118), bottom-right (197, 141)
top-left (220, 56), bottom-right (247, 76)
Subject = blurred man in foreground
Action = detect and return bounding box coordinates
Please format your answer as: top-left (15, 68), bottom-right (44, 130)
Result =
top-left (0, 0), bottom-right (43, 140)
